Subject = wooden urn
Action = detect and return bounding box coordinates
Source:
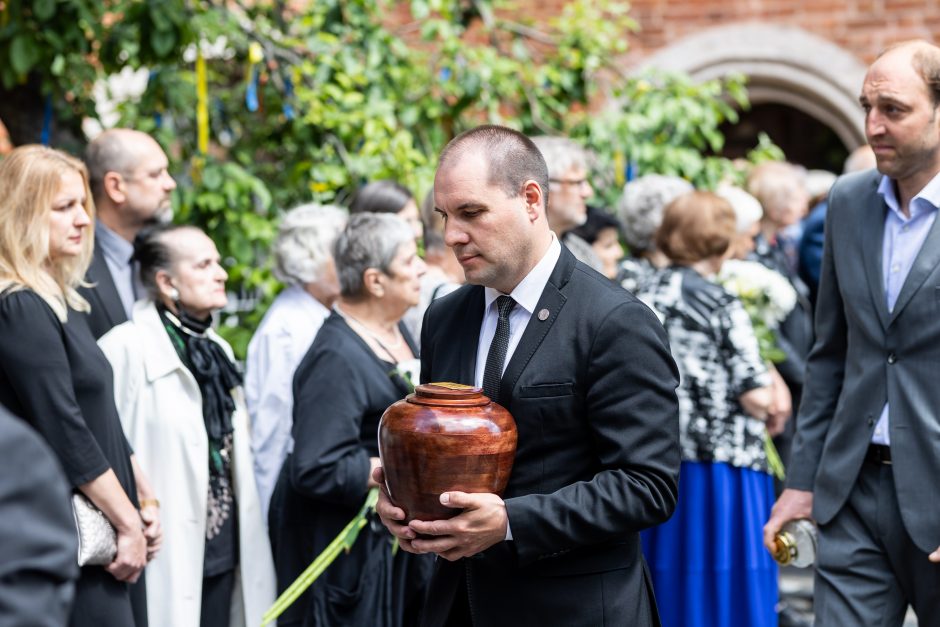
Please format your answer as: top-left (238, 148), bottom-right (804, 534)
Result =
top-left (378, 382), bottom-right (517, 522)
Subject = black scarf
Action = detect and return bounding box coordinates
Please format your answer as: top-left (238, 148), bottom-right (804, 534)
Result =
top-left (158, 304), bottom-right (242, 442)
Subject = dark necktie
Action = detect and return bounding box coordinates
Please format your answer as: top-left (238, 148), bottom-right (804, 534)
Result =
top-left (482, 295), bottom-right (516, 403)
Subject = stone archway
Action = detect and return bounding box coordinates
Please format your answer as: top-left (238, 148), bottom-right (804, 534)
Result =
top-left (637, 23), bottom-right (868, 151)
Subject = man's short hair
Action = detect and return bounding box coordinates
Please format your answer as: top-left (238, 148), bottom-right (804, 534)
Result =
top-left (438, 125), bottom-right (550, 206)
top-left (85, 130), bottom-right (140, 200)
top-left (656, 191), bottom-right (736, 265)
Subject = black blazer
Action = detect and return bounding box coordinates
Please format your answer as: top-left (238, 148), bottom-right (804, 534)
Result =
top-left (419, 246), bottom-right (681, 627)
top-left (78, 242), bottom-right (127, 340)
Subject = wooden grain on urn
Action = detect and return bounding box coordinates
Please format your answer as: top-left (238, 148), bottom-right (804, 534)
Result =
top-left (378, 382), bottom-right (517, 522)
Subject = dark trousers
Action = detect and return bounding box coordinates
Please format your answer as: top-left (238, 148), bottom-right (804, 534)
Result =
top-left (815, 459), bottom-right (940, 626)
top-left (200, 569), bottom-right (236, 627)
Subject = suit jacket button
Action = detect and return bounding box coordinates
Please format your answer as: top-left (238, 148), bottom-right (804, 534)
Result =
top-left (887, 353), bottom-right (897, 364)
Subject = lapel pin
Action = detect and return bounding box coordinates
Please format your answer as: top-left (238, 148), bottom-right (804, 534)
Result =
top-left (538, 308), bottom-right (550, 321)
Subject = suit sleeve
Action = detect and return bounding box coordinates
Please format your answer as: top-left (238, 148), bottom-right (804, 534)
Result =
top-left (289, 343), bottom-right (372, 507)
top-left (505, 300), bottom-right (681, 564)
top-left (786, 188), bottom-right (848, 491)
top-left (0, 408), bottom-right (78, 627)
top-left (0, 292), bottom-right (111, 487)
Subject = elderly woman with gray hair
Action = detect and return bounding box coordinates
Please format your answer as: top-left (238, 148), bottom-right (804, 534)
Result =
top-left (268, 212), bottom-right (429, 627)
top-left (245, 203), bottom-right (348, 520)
top-left (617, 174), bottom-right (693, 294)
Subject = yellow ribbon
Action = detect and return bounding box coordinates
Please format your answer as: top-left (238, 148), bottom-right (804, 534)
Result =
top-left (196, 48), bottom-right (209, 155)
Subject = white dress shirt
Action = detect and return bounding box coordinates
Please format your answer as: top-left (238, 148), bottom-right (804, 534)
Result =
top-left (871, 173), bottom-right (940, 445)
top-left (472, 235), bottom-right (560, 541)
top-left (474, 236), bottom-right (562, 388)
top-left (245, 285), bottom-right (331, 519)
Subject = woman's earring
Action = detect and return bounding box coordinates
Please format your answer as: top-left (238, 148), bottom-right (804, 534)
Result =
top-left (169, 288), bottom-right (180, 302)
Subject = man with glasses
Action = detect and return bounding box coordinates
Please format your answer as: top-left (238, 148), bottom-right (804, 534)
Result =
top-left (531, 135), bottom-right (605, 273)
top-left (81, 129), bottom-right (177, 339)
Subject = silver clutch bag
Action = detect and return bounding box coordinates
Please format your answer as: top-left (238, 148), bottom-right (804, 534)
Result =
top-left (71, 492), bottom-right (117, 566)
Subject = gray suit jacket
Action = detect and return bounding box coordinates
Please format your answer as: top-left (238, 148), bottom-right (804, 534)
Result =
top-left (788, 168), bottom-right (940, 552)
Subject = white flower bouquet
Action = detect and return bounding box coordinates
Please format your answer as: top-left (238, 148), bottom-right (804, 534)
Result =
top-left (719, 259), bottom-right (798, 364)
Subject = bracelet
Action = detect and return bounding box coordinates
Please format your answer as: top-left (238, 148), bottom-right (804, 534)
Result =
top-left (139, 498), bottom-right (160, 509)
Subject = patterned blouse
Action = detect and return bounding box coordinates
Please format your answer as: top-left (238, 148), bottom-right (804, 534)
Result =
top-left (636, 266), bottom-right (772, 472)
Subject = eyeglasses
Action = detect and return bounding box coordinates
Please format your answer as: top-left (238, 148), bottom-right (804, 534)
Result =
top-left (549, 178), bottom-right (590, 188)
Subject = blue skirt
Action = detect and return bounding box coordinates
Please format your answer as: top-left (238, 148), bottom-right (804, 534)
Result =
top-left (642, 461), bottom-right (778, 627)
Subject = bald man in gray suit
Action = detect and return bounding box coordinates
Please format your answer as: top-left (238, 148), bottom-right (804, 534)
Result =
top-left (765, 40), bottom-right (940, 625)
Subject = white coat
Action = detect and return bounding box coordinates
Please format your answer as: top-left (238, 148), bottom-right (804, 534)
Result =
top-left (99, 301), bottom-right (276, 627)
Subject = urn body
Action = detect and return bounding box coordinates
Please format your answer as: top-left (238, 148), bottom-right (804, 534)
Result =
top-left (378, 383), bottom-right (517, 522)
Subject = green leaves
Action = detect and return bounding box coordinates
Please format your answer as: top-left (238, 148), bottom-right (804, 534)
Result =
top-left (8, 34), bottom-right (39, 76)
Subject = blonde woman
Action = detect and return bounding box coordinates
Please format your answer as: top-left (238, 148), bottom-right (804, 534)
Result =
top-left (0, 145), bottom-right (161, 627)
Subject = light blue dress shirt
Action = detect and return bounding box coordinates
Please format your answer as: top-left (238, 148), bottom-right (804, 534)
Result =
top-left (871, 174), bottom-right (940, 445)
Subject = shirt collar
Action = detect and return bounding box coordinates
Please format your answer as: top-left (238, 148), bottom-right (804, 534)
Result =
top-left (483, 234), bottom-right (561, 315)
top-left (95, 221), bottom-right (135, 265)
top-left (877, 171), bottom-right (940, 219)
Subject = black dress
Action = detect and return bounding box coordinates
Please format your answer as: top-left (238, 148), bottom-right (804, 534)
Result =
top-left (0, 289), bottom-right (139, 627)
top-left (268, 312), bottom-right (431, 627)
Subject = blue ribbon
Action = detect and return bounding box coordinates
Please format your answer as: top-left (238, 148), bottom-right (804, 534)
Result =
top-left (40, 95), bottom-right (53, 145)
top-left (282, 74), bottom-right (294, 120)
top-left (246, 67), bottom-right (260, 112)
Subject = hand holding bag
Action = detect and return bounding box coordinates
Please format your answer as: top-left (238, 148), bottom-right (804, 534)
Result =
top-left (71, 492), bottom-right (117, 566)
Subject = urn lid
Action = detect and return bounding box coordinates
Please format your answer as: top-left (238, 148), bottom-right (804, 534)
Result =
top-left (406, 382), bottom-right (491, 407)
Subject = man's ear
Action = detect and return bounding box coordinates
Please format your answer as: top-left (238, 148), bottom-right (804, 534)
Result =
top-left (523, 180), bottom-right (544, 223)
top-left (102, 171), bottom-right (127, 205)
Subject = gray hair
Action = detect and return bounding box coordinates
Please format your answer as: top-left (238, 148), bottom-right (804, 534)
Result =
top-left (273, 203), bottom-right (348, 286)
top-left (333, 212), bottom-right (414, 299)
top-left (617, 174), bottom-right (693, 253)
top-left (529, 136), bottom-right (589, 179)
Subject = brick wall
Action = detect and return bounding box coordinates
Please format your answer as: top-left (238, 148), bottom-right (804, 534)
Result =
top-left (577, 0), bottom-right (940, 68)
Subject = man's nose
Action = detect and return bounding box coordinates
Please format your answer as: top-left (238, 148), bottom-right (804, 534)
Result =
top-left (444, 222), bottom-right (468, 247)
top-left (866, 111), bottom-right (885, 138)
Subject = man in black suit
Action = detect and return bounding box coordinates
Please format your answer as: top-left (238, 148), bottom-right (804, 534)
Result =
top-left (765, 40), bottom-right (940, 624)
top-left (81, 129), bottom-right (176, 339)
top-left (0, 404), bottom-right (78, 626)
top-left (376, 125), bottom-right (680, 626)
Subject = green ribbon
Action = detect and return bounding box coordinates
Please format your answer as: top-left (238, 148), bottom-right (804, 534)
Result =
top-left (261, 487), bottom-right (380, 626)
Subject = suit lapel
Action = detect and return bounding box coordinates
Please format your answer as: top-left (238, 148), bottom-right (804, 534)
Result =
top-left (860, 181), bottom-right (890, 330)
top-left (457, 287), bottom-right (485, 386)
top-left (888, 206), bottom-right (940, 325)
top-left (498, 248), bottom-right (574, 403)
top-left (87, 244), bottom-right (127, 327)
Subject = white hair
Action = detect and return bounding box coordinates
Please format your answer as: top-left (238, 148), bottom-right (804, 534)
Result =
top-left (273, 203), bottom-right (348, 286)
top-left (530, 136), bottom-right (590, 179)
top-left (716, 184), bottom-right (763, 233)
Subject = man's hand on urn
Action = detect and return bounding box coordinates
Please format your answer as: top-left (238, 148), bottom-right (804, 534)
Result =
top-left (372, 466), bottom-right (419, 553)
top-left (763, 488), bottom-right (813, 554)
top-left (407, 491), bottom-right (508, 562)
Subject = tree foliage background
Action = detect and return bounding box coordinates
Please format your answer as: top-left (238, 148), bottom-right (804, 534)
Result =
top-left (0, 0), bottom-right (782, 356)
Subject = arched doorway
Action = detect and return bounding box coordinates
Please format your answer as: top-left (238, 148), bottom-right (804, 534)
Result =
top-left (720, 103), bottom-right (848, 172)
top-left (636, 23), bottom-right (868, 171)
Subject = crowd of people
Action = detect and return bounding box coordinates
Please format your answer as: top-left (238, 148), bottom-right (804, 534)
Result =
top-left (1, 37), bottom-right (939, 627)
